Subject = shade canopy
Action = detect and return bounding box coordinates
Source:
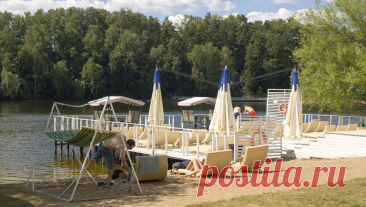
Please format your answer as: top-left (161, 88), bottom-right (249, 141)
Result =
top-left (209, 68), bottom-right (236, 133)
top-left (148, 69), bottom-right (164, 126)
top-left (284, 70), bottom-right (303, 140)
top-left (178, 97), bottom-right (216, 106)
top-left (88, 96), bottom-right (145, 107)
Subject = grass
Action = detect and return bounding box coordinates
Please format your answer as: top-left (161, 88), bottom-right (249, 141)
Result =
top-left (0, 185), bottom-right (82, 207)
top-left (186, 177), bottom-right (366, 207)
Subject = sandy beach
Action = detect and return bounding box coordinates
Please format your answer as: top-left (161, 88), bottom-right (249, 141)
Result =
top-left (4, 157), bottom-right (366, 207)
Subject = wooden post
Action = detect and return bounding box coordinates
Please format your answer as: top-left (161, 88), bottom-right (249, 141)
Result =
top-left (79, 147), bottom-right (83, 160)
top-left (67, 143), bottom-right (70, 156)
top-left (60, 142), bottom-right (63, 155)
top-left (54, 140), bottom-right (57, 154)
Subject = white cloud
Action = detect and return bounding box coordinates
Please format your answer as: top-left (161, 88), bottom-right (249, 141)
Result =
top-left (168, 14), bottom-right (185, 26)
top-left (270, 0), bottom-right (298, 4)
top-left (223, 13), bottom-right (238, 19)
top-left (247, 8), bottom-right (307, 22)
top-left (0, 0), bottom-right (236, 15)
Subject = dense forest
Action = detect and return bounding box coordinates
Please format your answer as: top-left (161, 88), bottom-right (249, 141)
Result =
top-left (0, 7), bottom-right (299, 101)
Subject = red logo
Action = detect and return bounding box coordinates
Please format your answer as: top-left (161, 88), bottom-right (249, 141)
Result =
top-left (197, 158), bottom-right (346, 197)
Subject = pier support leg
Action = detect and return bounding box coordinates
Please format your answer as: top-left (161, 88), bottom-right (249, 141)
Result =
top-left (79, 147), bottom-right (83, 160)
top-left (54, 140), bottom-right (57, 155)
top-left (67, 143), bottom-right (70, 156)
top-left (60, 142), bottom-right (63, 155)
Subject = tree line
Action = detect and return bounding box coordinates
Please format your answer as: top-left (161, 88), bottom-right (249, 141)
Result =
top-left (0, 7), bottom-right (299, 101)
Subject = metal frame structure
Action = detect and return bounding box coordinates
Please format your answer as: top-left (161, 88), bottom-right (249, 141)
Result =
top-left (26, 96), bottom-right (142, 202)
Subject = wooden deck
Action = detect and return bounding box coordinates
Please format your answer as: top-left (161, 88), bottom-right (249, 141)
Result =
top-left (282, 130), bottom-right (366, 159)
top-left (129, 147), bottom-right (206, 161)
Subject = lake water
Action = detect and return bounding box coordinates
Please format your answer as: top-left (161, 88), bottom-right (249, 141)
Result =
top-left (0, 100), bottom-right (271, 184)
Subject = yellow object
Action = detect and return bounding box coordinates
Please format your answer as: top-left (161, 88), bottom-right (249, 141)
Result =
top-left (135, 154), bottom-right (168, 181)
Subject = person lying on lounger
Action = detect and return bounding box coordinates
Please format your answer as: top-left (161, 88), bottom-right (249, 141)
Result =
top-left (86, 135), bottom-right (135, 187)
top-left (183, 158), bottom-right (205, 177)
top-left (183, 156), bottom-right (246, 177)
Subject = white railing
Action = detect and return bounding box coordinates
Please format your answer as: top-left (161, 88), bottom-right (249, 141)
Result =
top-left (52, 114), bottom-right (236, 160)
top-left (302, 114), bottom-right (366, 127)
top-left (237, 115), bottom-right (283, 159)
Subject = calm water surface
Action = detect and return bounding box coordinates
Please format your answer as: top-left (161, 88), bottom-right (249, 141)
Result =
top-left (0, 100), bottom-right (307, 184)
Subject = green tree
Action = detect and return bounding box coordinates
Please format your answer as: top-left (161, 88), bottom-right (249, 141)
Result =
top-left (1, 57), bottom-right (20, 98)
top-left (188, 43), bottom-right (223, 95)
top-left (53, 60), bottom-right (69, 98)
top-left (293, 0), bottom-right (366, 113)
top-left (81, 58), bottom-right (104, 98)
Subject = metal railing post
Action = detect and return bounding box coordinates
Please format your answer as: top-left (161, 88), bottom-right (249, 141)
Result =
top-left (165, 128), bottom-right (168, 153)
top-left (196, 131), bottom-right (199, 158)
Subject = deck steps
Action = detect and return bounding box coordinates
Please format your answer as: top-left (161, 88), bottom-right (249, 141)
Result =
top-left (294, 132), bottom-right (366, 159)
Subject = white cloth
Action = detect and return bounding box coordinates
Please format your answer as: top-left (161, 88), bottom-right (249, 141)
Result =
top-left (284, 82), bottom-right (302, 140)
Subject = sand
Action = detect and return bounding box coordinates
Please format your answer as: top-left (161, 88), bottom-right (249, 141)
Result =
top-left (9, 157), bottom-right (366, 206)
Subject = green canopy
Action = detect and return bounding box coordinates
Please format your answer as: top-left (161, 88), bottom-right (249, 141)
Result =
top-left (46, 127), bottom-right (118, 147)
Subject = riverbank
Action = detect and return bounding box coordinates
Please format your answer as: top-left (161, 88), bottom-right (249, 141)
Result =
top-left (2, 157), bottom-right (365, 206)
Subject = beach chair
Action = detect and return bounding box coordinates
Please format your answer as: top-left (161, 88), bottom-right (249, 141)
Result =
top-left (201, 131), bottom-right (213, 144)
top-left (189, 130), bottom-right (207, 144)
top-left (336, 125), bottom-right (348, 131)
top-left (226, 145), bottom-right (268, 175)
top-left (112, 125), bottom-right (127, 136)
top-left (302, 123), bottom-right (308, 133)
top-left (314, 121), bottom-right (329, 132)
top-left (127, 110), bottom-right (140, 124)
top-left (303, 125), bottom-right (336, 138)
top-left (187, 135), bottom-right (230, 154)
top-left (346, 124), bottom-right (358, 131)
top-left (135, 154), bottom-right (168, 181)
top-left (160, 124), bottom-right (172, 131)
top-left (127, 126), bottom-right (143, 140)
top-left (138, 130), bottom-right (166, 148)
top-left (356, 127), bottom-right (366, 131)
top-left (172, 150), bottom-right (232, 178)
top-left (167, 131), bottom-right (180, 147)
top-left (138, 127), bottom-right (148, 140)
top-left (303, 121), bottom-right (320, 133)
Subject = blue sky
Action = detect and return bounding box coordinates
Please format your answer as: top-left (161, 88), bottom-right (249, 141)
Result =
top-left (0, 0), bottom-right (315, 23)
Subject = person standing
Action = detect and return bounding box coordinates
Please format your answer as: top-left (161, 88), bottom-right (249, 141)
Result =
top-left (233, 105), bottom-right (241, 120)
top-left (86, 135), bottom-right (135, 187)
top-left (244, 105), bottom-right (256, 118)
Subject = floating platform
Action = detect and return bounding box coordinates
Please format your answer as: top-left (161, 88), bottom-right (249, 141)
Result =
top-left (282, 130), bottom-right (366, 159)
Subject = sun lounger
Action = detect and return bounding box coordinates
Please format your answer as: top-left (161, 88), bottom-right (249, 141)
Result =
top-left (357, 127), bottom-right (366, 131)
top-left (336, 125), bottom-right (347, 131)
top-left (311, 119), bottom-right (320, 122)
top-left (167, 131), bottom-right (179, 147)
top-left (226, 145), bottom-right (268, 175)
top-left (189, 130), bottom-right (208, 144)
top-left (138, 130), bottom-right (166, 148)
top-left (347, 124), bottom-right (358, 131)
top-left (135, 154), bottom-right (168, 181)
top-left (302, 123), bottom-right (308, 133)
top-left (138, 127), bottom-right (148, 140)
top-left (314, 121), bottom-right (329, 132)
top-left (172, 150), bottom-right (232, 178)
top-left (127, 127), bottom-right (143, 139)
top-left (160, 124), bottom-right (172, 131)
top-left (303, 125), bottom-right (336, 138)
top-left (112, 126), bottom-right (127, 135)
top-left (188, 136), bottom-right (229, 154)
top-left (201, 131), bottom-right (213, 144)
top-left (303, 121), bottom-right (320, 133)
